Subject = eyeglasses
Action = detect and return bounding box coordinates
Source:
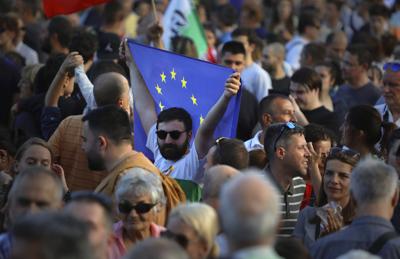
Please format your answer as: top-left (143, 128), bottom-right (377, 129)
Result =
top-left (156, 130), bottom-right (185, 140)
top-left (384, 62), bottom-right (400, 72)
top-left (273, 122), bottom-right (297, 150)
top-left (328, 147), bottom-right (361, 160)
top-left (161, 230), bottom-right (189, 248)
top-left (118, 201), bottom-right (156, 214)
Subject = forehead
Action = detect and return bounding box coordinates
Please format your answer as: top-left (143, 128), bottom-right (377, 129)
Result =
top-left (287, 133), bottom-right (306, 145)
top-left (222, 52), bottom-right (245, 62)
top-left (14, 176), bottom-right (59, 201)
top-left (118, 191), bottom-right (152, 203)
top-left (325, 159), bottom-right (353, 172)
top-left (290, 82), bottom-right (307, 90)
top-left (158, 119), bottom-right (186, 131)
top-left (66, 202), bottom-right (105, 224)
top-left (315, 65), bottom-right (329, 74)
top-left (233, 35), bottom-right (249, 45)
top-left (313, 140), bottom-right (332, 151)
top-left (21, 145), bottom-right (51, 160)
top-left (273, 98), bottom-right (293, 110)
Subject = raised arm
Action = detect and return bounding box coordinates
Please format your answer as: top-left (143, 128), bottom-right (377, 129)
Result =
top-left (45, 52), bottom-right (83, 107)
top-left (123, 40), bottom-right (157, 135)
top-left (195, 72), bottom-right (241, 159)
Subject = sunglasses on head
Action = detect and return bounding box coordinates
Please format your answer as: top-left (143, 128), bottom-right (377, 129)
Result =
top-left (329, 147), bottom-right (361, 160)
top-left (383, 62), bottom-right (400, 72)
top-left (118, 201), bottom-right (156, 214)
top-left (273, 122), bottom-right (299, 150)
top-left (156, 130), bottom-right (185, 140)
top-left (161, 230), bottom-right (189, 248)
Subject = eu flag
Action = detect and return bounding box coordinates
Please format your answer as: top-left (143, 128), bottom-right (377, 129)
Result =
top-left (127, 40), bottom-right (241, 155)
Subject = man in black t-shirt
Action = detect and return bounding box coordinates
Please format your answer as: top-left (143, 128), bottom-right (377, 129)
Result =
top-left (290, 67), bottom-right (341, 137)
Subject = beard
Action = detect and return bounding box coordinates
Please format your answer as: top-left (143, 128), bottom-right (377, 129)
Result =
top-left (87, 152), bottom-right (106, 171)
top-left (159, 138), bottom-right (189, 161)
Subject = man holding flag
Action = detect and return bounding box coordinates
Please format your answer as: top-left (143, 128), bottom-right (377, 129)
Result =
top-left (124, 40), bottom-right (241, 201)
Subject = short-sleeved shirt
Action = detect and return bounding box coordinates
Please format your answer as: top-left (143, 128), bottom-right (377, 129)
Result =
top-left (333, 82), bottom-right (381, 114)
top-left (146, 124), bottom-right (204, 201)
top-left (265, 169), bottom-right (306, 237)
top-left (244, 130), bottom-right (263, 151)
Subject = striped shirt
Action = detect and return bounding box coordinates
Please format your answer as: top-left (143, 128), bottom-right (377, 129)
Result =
top-left (265, 169), bottom-right (306, 238)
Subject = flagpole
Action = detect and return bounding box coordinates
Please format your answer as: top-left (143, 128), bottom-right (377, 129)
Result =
top-left (151, 0), bottom-right (158, 21)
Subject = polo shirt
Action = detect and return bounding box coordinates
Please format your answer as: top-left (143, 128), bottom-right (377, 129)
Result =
top-left (265, 168), bottom-right (306, 237)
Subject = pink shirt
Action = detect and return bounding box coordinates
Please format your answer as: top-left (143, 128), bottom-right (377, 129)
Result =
top-left (108, 221), bottom-right (166, 258)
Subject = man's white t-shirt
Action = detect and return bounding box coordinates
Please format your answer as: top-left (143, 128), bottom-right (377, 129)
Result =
top-left (146, 124), bottom-right (205, 184)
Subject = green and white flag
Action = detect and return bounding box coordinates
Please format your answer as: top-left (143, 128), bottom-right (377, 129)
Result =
top-left (162, 0), bottom-right (207, 58)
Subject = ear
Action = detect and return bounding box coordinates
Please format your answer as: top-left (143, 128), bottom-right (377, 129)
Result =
top-left (0, 149), bottom-right (7, 161)
top-left (261, 113), bottom-right (273, 128)
top-left (187, 130), bottom-right (193, 140)
top-left (98, 135), bottom-right (108, 151)
top-left (392, 188), bottom-right (399, 208)
top-left (117, 98), bottom-right (124, 108)
top-left (249, 42), bottom-right (255, 53)
top-left (275, 146), bottom-right (286, 160)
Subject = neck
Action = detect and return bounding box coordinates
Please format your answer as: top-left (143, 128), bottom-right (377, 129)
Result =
top-left (258, 130), bottom-right (265, 145)
top-left (389, 104), bottom-right (400, 121)
top-left (105, 145), bottom-right (134, 172)
top-left (356, 203), bottom-right (393, 221)
top-left (273, 64), bottom-right (286, 79)
top-left (270, 161), bottom-right (292, 191)
top-left (320, 91), bottom-right (333, 111)
top-left (330, 196), bottom-right (350, 209)
top-left (123, 227), bottom-right (151, 249)
top-left (245, 55), bottom-right (253, 67)
top-left (348, 74), bottom-right (369, 89)
top-left (303, 99), bottom-right (322, 111)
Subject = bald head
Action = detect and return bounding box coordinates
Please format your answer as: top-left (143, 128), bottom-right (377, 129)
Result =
top-left (220, 171), bottom-right (281, 246)
top-left (93, 72), bottom-right (130, 107)
top-left (327, 31), bottom-right (348, 60)
top-left (202, 165), bottom-right (240, 210)
top-left (266, 43), bottom-right (285, 60)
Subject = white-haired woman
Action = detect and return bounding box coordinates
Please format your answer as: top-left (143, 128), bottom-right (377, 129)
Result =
top-left (112, 168), bottom-right (166, 256)
top-left (163, 203), bottom-right (219, 259)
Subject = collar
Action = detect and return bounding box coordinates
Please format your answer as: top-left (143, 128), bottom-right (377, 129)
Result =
top-left (264, 166), bottom-right (294, 194)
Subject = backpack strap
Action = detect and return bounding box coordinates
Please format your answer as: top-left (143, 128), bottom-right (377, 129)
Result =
top-left (368, 231), bottom-right (398, 254)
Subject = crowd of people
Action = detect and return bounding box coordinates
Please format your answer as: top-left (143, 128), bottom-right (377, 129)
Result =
top-left (2, 0), bottom-right (400, 258)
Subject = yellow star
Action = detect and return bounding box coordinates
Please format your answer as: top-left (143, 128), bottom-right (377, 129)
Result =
top-left (170, 68), bottom-right (176, 80)
top-left (159, 101), bottom-right (165, 111)
top-left (181, 77), bottom-right (187, 88)
top-left (155, 84), bottom-right (162, 95)
top-left (160, 72), bottom-right (166, 83)
top-left (200, 115), bottom-right (204, 124)
top-left (191, 94), bottom-right (198, 106)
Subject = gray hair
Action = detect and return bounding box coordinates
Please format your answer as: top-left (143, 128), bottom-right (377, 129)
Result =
top-left (219, 170), bottom-right (281, 245)
top-left (351, 158), bottom-right (399, 204)
top-left (11, 212), bottom-right (94, 259)
top-left (115, 168), bottom-right (166, 206)
top-left (123, 238), bottom-right (189, 259)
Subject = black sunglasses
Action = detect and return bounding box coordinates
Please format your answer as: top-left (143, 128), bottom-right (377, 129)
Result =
top-left (118, 201), bottom-right (156, 214)
top-left (273, 122), bottom-right (298, 150)
top-left (161, 230), bottom-right (189, 248)
top-left (329, 147), bottom-right (361, 160)
top-left (156, 130), bottom-right (185, 140)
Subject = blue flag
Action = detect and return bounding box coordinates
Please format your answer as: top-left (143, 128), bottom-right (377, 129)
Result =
top-left (127, 40), bottom-right (241, 155)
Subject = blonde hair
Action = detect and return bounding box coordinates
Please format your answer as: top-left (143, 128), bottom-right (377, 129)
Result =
top-left (169, 203), bottom-right (219, 258)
